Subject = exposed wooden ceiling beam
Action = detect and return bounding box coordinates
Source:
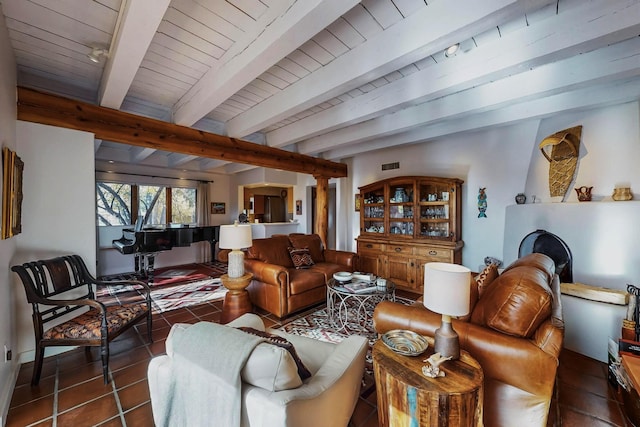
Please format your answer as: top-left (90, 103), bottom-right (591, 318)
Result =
top-left (17, 87), bottom-right (347, 178)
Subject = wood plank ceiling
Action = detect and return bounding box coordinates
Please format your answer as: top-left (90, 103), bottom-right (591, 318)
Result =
top-left (2, 0), bottom-right (640, 177)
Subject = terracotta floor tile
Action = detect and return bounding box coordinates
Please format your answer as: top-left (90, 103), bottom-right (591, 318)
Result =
top-left (29, 419), bottom-right (54, 427)
top-left (57, 376), bottom-right (113, 412)
top-left (108, 346), bottom-right (152, 372)
top-left (560, 405), bottom-right (624, 427)
top-left (117, 380), bottom-right (150, 412)
top-left (123, 402), bottom-right (155, 426)
top-left (5, 394), bottom-right (54, 427)
top-left (559, 384), bottom-right (625, 425)
top-left (5, 274), bottom-right (630, 427)
top-left (9, 375), bottom-right (55, 408)
top-left (57, 394), bottom-right (120, 426)
top-left (95, 415), bottom-right (125, 426)
top-left (57, 359), bottom-right (104, 390)
top-left (146, 338), bottom-right (167, 356)
top-left (112, 359), bottom-right (150, 388)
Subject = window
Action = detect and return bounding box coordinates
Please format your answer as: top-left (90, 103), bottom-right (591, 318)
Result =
top-left (139, 185), bottom-right (167, 225)
top-left (172, 187), bottom-right (196, 224)
top-left (96, 182), bottom-right (132, 226)
top-left (96, 182), bottom-right (197, 226)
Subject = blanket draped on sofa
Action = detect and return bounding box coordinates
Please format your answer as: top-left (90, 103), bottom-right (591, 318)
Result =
top-left (154, 322), bottom-right (264, 427)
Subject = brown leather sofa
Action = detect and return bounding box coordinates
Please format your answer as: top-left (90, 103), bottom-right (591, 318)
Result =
top-left (373, 253), bottom-right (564, 427)
top-left (244, 233), bottom-right (358, 318)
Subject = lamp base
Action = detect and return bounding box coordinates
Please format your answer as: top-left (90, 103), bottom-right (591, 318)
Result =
top-left (227, 249), bottom-right (245, 278)
top-left (434, 315), bottom-right (460, 360)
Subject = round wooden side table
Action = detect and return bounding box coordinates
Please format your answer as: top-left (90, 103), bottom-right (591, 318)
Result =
top-left (373, 339), bottom-right (484, 427)
top-left (220, 273), bottom-right (253, 324)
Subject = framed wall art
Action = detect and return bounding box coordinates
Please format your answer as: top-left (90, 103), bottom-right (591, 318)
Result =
top-left (211, 202), bottom-right (225, 215)
top-left (2, 147), bottom-right (24, 239)
top-left (355, 193), bottom-right (361, 211)
top-left (295, 200), bottom-right (302, 215)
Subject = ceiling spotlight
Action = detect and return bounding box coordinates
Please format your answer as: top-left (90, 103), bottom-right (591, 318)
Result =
top-left (444, 43), bottom-right (460, 58)
top-left (88, 47), bottom-right (109, 63)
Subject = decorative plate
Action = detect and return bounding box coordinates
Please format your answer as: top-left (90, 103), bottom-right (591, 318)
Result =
top-left (381, 330), bottom-right (429, 356)
top-left (333, 272), bottom-right (353, 282)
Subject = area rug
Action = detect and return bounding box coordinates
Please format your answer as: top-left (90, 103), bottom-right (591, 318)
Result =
top-left (96, 261), bottom-right (228, 297)
top-left (97, 261), bottom-right (229, 314)
top-left (276, 295), bottom-right (416, 344)
top-left (274, 295), bottom-right (416, 397)
top-left (150, 278), bottom-right (227, 313)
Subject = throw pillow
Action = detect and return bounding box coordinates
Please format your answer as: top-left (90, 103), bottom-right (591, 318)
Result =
top-left (475, 263), bottom-right (500, 297)
top-left (288, 247), bottom-right (315, 269)
top-left (238, 327), bottom-right (312, 381)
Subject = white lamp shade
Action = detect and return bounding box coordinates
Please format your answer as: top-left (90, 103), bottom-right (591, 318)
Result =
top-left (423, 262), bottom-right (471, 317)
top-left (219, 223), bottom-right (252, 250)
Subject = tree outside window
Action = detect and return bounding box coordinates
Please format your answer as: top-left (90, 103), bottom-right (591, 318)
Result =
top-left (96, 182), bottom-right (131, 226)
top-left (96, 181), bottom-right (197, 226)
top-left (172, 187), bottom-right (196, 224)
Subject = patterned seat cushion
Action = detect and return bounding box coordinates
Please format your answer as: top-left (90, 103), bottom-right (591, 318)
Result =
top-left (43, 303), bottom-right (148, 340)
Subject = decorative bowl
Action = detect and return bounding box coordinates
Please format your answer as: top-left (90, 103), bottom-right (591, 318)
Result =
top-left (381, 330), bottom-right (429, 356)
top-left (333, 272), bottom-right (353, 282)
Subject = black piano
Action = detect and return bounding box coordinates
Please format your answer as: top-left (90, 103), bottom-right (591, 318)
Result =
top-left (113, 222), bottom-right (220, 283)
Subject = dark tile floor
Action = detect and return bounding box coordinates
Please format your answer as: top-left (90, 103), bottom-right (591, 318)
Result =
top-left (6, 294), bottom-right (633, 427)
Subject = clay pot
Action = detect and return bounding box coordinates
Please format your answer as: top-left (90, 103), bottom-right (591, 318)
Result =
top-left (575, 186), bottom-right (593, 202)
top-left (613, 187), bottom-right (633, 201)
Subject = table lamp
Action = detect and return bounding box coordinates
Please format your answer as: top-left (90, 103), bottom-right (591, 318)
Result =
top-left (423, 262), bottom-right (471, 360)
top-left (218, 221), bottom-right (252, 278)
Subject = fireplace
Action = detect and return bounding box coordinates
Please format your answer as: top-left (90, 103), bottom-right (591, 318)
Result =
top-left (519, 229), bottom-right (573, 283)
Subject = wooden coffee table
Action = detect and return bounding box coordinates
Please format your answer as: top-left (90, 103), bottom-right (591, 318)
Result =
top-left (373, 338), bottom-right (483, 427)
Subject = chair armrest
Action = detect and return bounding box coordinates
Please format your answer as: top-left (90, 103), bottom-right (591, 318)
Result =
top-left (36, 297), bottom-right (107, 313)
top-left (373, 301), bottom-right (561, 396)
top-left (244, 259), bottom-right (288, 286)
top-left (323, 250), bottom-right (358, 270)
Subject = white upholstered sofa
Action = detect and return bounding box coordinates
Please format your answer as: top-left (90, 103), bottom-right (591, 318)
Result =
top-left (147, 314), bottom-right (368, 427)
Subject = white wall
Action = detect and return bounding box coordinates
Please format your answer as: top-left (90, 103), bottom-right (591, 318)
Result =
top-left (505, 101), bottom-right (640, 361)
top-left (11, 121), bottom-right (96, 363)
top-left (349, 120), bottom-right (540, 268)
top-left (0, 11), bottom-right (17, 425)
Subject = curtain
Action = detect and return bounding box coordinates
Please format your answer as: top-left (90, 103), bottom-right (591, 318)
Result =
top-left (197, 181), bottom-right (212, 262)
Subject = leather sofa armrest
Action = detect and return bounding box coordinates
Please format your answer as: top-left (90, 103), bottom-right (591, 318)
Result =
top-left (324, 249), bottom-right (358, 270)
top-left (244, 259), bottom-right (288, 286)
top-left (373, 301), bottom-right (561, 396)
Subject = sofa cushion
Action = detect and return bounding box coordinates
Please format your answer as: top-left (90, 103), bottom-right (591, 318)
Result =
top-left (309, 262), bottom-right (346, 282)
top-left (288, 247), bottom-right (315, 269)
top-left (289, 234), bottom-right (325, 263)
top-left (288, 268), bottom-right (326, 294)
top-left (242, 342), bottom-right (304, 391)
top-left (476, 263), bottom-right (500, 297)
top-left (238, 327), bottom-right (312, 381)
top-left (247, 235), bottom-right (294, 268)
top-left (502, 253), bottom-right (555, 281)
top-left (470, 267), bottom-right (553, 338)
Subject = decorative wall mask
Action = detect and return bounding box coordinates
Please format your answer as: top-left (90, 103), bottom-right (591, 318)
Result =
top-left (539, 126), bottom-right (582, 201)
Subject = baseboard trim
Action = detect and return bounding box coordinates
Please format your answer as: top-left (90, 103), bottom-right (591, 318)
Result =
top-left (0, 361), bottom-right (20, 427)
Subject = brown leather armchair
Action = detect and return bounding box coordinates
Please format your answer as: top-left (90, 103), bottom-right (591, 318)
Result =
top-left (245, 234), bottom-right (358, 318)
top-left (373, 253), bottom-right (564, 427)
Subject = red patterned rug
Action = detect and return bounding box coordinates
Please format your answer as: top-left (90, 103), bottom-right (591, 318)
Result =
top-left (97, 261), bottom-right (228, 313)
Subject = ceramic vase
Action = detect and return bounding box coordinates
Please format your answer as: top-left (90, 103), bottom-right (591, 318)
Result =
top-left (515, 193), bottom-right (526, 204)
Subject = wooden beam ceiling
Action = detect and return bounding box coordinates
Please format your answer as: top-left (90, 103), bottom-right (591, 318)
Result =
top-left (16, 87), bottom-right (347, 178)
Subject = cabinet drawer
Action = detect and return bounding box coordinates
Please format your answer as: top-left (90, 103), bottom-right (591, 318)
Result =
top-left (414, 247), bottom-right (451, 261)
top-left (358, 241), bottom-right (383, 252)
top-left (384, 244), bottom-right (413, 255)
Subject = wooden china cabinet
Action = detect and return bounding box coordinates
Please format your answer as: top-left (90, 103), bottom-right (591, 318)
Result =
top-left (357, 176), bottom-right (464, 293)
